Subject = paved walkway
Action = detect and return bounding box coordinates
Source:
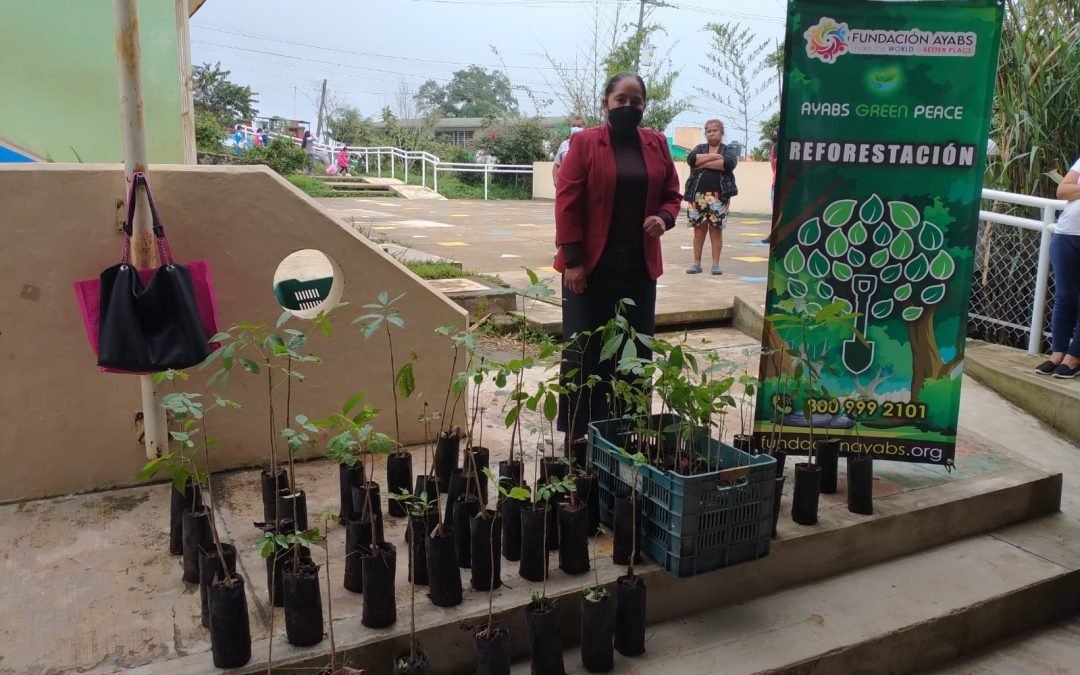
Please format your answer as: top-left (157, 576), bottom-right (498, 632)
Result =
top-left (320, 197), bottom-right (772, 325)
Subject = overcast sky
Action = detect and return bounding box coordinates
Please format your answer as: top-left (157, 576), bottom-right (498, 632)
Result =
top-left (191, 0), bottom-right (786, 144)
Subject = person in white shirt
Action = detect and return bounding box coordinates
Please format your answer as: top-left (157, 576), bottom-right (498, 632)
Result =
top-left (552, 116), bottom-right (587, 188)
top-left (1037, 157), bottom-right (1080, 378)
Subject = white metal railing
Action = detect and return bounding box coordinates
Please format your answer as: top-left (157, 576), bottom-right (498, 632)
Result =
top-left (234, 127), bottom-right (535, 200)
top-left (977, 188), bottom-right (1066, 355)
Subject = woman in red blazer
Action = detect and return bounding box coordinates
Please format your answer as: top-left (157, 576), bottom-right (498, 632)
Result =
top-left (554, 72), bottom-right (683, 442)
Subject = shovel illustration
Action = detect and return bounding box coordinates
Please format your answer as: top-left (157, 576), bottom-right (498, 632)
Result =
top-left (843, 274), bottom-right (877, 375)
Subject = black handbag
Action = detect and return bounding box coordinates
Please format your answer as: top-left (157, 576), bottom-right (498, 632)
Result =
top-left (97, 173), bottom-right (211, 372)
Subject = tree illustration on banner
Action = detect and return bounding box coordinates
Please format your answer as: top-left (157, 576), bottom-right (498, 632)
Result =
top-left (783, 193), bottom-right (959, 400)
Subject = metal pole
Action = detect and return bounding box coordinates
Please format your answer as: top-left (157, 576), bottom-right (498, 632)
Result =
top-left (484, 168), bottom-right (489, 200)
top-left (378, 152), bottom-right (382, 177)
top-left (405, 154), bottom-right (409, 185)
top-left (365, 150), bottom-right (369, 174)
top-left (391, 153), bottom-right (395, 179)
top-left (434, 167), bottom-right (439, 194)
top-left (422, 159), bottom-right (426, 188)
top-left (114, 0), bottom-right (169, 460)
top-left (1029, 207), bottom-right (1055, 355)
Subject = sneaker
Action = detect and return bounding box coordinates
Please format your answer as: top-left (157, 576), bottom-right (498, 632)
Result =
top-left (1052, 362), bottom-right (1080, 379)
top-left (1035, 360), bottom-right (1059, 375)
top-left (711, 265), bottom-right (723, 275)
top-left (687, 264), bottom-right (702, 274)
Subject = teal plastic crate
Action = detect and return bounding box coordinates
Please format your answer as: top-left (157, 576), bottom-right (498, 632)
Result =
top-left (589, 415), bottom-right (775, 577)
top-left (274, 277), bottom-right (333, 312)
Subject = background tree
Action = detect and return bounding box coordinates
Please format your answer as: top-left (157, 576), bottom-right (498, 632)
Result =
top-left (603, 25), bottom-right (691, 133)
top-left (193, 62), bottom-right (258, 126)
top-left (698, 22), bottom-right (778, 153)
top-left (414, 66), bottom-right (519, 118)
top-left (751, 111), bottom-right (780, 161)
top-left (542, 0), bottom-right (626, 120)
top-left (986, 0), bottom-right (1080, 198)
top-left (325, 105), bottom-right (374, 147)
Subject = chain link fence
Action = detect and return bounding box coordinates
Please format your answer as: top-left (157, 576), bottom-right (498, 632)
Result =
top-left (968, 190), bottom-right (1065, 354)
top-left (968, 218), bottom-right (1053, 350)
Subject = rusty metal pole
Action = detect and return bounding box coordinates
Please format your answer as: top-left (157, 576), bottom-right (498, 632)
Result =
top-left (114, 0), bottom-right (169, 460)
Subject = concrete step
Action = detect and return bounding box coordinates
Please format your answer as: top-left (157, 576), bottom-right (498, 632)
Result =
top-left (119, 465), bottom-right (1062, 675)
top-left (512, 514), bottom-right (1080, 675)
top-left (323, 181), bottom-right (393, 191)
top-left (923, 615), bottom-right (1080, 675)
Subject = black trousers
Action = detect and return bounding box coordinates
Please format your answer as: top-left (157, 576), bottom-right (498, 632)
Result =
top-left (557, 277), bottom-right (656, 436)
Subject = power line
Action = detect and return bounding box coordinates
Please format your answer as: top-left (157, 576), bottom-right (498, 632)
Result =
top-left (193, 25), bottom-right (570, 71)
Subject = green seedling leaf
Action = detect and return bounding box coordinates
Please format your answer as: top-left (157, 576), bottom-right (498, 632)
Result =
top-left (894, 283), bottom-right (912, 302)
top-left (833, 261), bottom-right (853, 282)
top-left (902, 306), bottom-right (924, 321)
top-left (817, 281), bottom-right (834, 299)
top-left (881, 263), bottom-right (903, 284)
top-left (847, 248), bottom-right (866, 267)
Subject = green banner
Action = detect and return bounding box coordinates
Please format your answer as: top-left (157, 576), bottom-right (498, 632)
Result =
top-left (754, 0), bottom-right (1004, 466)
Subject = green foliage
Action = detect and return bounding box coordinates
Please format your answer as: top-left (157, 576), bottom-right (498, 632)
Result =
top-left (326, 105), bottom-right (374, 146)
top-left (484, 467), bottom-right (531, 502)
top-left (238, 137), bottom-right (308, 176)
top-left (405, 261), bottom-right (466, 280)
top-left (987, 0), bottom-right (1080, 198)
top-left (195, 110), bottom-right (226, 153)
top-left (318, 394), bottom-right (381, 466)
top-left (602, 26), bottom-right (691, 132)
top-left (415, 66), bottom-right (519, 118)
top-left (583, 585), bottom-right (609, 602)
top-left (257, 527), bottom-right (325, 559)
top-left (193, 62), bottom-right (257, 126)
top-left (698, 22), bottom-right (779, 152)
top-left (286, 174), bottom-right (331, 197)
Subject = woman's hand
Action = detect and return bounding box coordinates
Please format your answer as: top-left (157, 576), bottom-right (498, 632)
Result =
top-left (564, 266), bottom-right (587, 294)
top-left (644, 215), bottom-right (667, 237)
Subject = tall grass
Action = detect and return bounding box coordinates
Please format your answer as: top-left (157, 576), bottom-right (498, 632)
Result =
top-left (987, 0), bottom-right (1080, 199)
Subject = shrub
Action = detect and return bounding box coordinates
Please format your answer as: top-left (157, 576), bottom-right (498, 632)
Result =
top-left (238, 137), bottom-right (307, 175)
top-left (194, 111), bottom-right (226, 153)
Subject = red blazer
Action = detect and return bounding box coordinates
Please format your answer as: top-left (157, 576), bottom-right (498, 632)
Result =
top-left (554, 125), bottom-right (682, 280)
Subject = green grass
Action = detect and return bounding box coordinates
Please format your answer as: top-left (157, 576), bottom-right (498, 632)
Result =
top-left (404, 261), bottom-right (466, 280)
top-left (350, 170), bottom-right (533, 200)
top-left (286, 173), bottom-right (331, 197)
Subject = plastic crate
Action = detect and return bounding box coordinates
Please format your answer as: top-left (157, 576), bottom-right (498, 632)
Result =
top-left (589, 415), bottom-right (775, 577)
top-left (274, 277), bottom-right (333, 312)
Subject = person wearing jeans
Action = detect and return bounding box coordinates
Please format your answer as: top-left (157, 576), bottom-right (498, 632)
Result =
top-left (1037, 157), bottom-right (1080, 378)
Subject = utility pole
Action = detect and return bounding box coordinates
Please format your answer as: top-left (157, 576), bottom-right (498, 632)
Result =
top-left (633, 0), bottom-right (673, 70)
top-left (113, 0), bottom-right (169, 461)
top-left (315, 78), bottom-right (328, 139)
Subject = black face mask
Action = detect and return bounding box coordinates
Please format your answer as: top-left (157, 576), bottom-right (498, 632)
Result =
top-left (607, 105), bottom-right (643, 137)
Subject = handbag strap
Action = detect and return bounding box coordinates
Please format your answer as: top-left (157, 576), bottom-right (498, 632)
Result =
top-left (121, 172), bottom-right (173, 267)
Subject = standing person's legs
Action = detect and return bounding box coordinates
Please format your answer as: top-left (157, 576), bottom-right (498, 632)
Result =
top-left (559, 283), bottom-right (614, 437)
top-left (708, 226), bottom-right (724, 272)
top-left (1046, 234), bottom-right (1080, 376)
top-left (689, 224), bottom-right (707, 273)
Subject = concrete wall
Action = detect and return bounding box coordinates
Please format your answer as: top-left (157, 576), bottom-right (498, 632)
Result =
top-left (0, 165), bottom-right (465, 502)
top-left (533, 159), bottom-right (774, 215)
top-left (0, 0), bottom-right (186, 163)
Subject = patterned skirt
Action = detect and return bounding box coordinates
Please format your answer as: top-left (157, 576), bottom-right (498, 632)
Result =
top-left (687, 192), bottom-right (730, 229)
